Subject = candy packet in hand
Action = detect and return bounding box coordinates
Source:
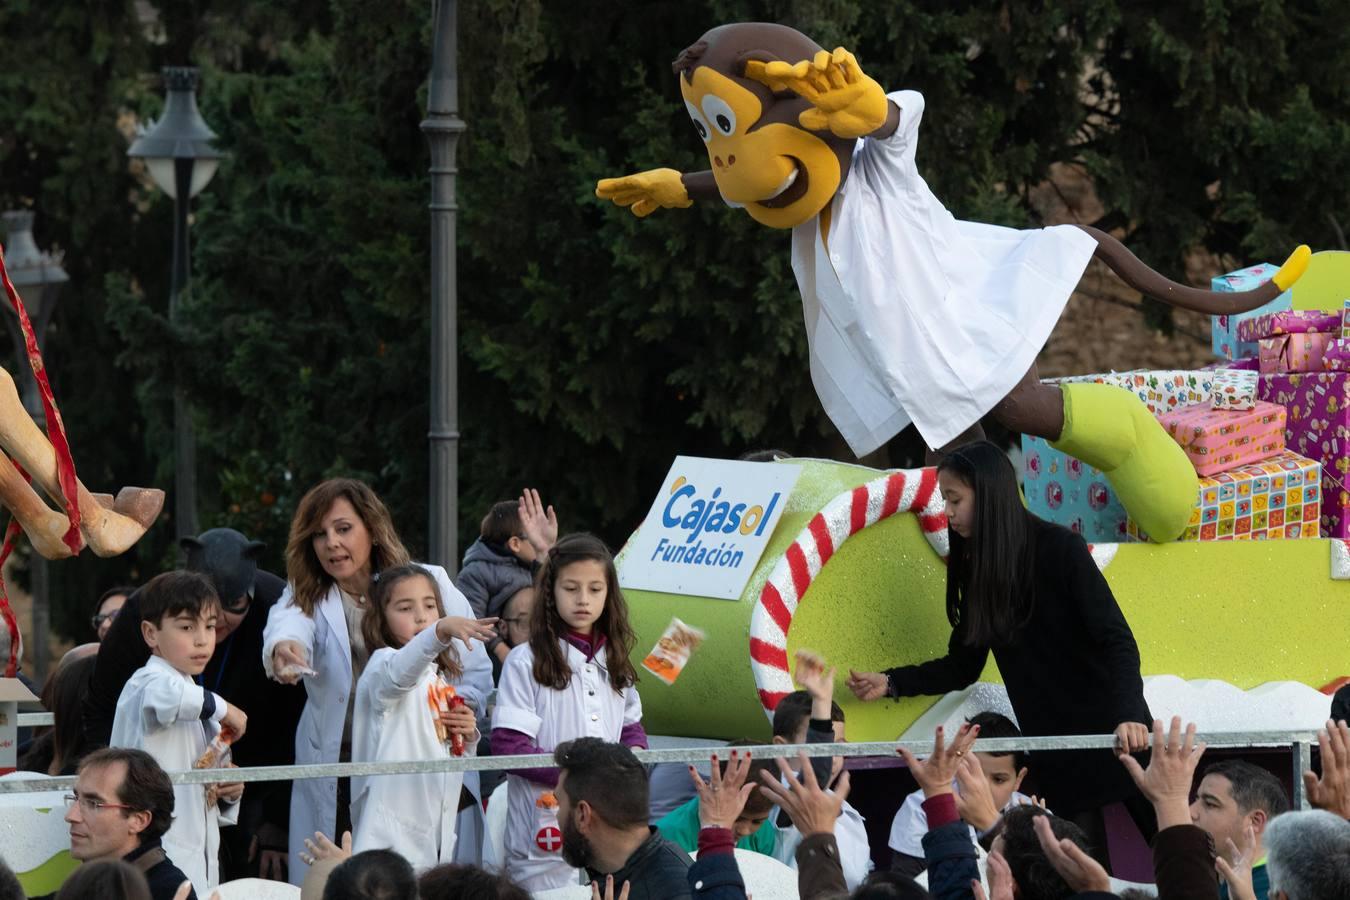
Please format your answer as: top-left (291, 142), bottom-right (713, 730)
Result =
top-left (195, 727), bottom-right (235, 770)
top-left (642, 618), bottom-right (706, 685)
top-left (427, 682), bottom-right (469, 756)
top-left (278, 662), bottom-right (317, 680)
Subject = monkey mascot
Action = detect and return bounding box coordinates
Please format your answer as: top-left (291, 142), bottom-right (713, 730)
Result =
top-left (597, 22), bottom-right (1309, 542)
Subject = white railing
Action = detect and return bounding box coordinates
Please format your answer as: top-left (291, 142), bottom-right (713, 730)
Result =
top-left (0, 731), bottom-right (1322, 810)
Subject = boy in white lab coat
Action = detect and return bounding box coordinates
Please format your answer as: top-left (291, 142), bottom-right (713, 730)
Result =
top-left (112, 571), bottom-right (249, 897)
top-left (770, 653), bottom-right (873, 889)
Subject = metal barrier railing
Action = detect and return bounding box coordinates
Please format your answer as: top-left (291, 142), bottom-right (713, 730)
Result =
top-left (0, 731), bottom-right (1322, 810)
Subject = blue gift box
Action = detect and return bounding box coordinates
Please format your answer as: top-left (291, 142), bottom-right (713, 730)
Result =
top-left (1021, 435), bottom-right (1127, 543)
top-left (1211, 263), bottom-right (1293, 360)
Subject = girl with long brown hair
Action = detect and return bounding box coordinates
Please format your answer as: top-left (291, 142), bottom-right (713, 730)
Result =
top-left (351, 564), bottom-right (496, 871)
top-left (489, 533), bottom-right (647, 891)
top-left (262, 478), bottom-right (493, 885)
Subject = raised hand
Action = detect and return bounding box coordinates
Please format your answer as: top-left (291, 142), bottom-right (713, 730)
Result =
top-left (591, 875), bottom-right (631, 900)
top-left (1033, 813), bottom-right (1112, 893)
top-left (595, 168), bottom-right (693, 218)
top-left (1303, 719), bottom-right (1350, 819)
top-left (1215, 823), bottom-right (1259, 900)
top-left (896, 723), bottom-right (980, 799)
top-left (954, 751), bottom-right (1001, 832)
top-left (744, 47), bottom-right (889, 139)
top-left (435, 615), bottom-right (500, 649)
top-left (300, 830), bottom-right (352, 867)
top-left (1117, 716), bottom-right (1206, 828)
top-left (795, 650), bottom-right (835, 703)
top-left (973, 850), bottom-right (1015, 900)
top-left (518, 488), bottom-right (558, 555)
top-left (757, 752), bottom-right (850, 837)
top-left (690, 750), bottom-right (758, 830)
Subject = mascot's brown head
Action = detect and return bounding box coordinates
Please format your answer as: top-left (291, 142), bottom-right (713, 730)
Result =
top-left (674, 23), bottom-right (857, 229)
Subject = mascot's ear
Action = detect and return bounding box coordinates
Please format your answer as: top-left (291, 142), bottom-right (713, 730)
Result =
top-left (243, 539), bottom-right (266, 560)
top-left (180, 537), bottom-right (204, 553)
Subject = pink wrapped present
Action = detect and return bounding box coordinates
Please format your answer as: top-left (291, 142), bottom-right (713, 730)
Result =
top-left (1256, 371), bottom-right (1350, 538)
top-left (1158, 401), bottom-right (1287, 476)
top-left (1258, 332), bottom-right (1335, 374)
top-left (1238, 309), bottom-right (1343, 342)
top-left (1325, 338), bottom-right (1350, 373)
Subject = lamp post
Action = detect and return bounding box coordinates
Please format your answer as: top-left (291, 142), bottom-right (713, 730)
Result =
top-left (127, 66), bottom-right (222, 542)
top-left (0, 210), bottom-right (69, 682)
top-left (422, 0), bottom-right (465, 573)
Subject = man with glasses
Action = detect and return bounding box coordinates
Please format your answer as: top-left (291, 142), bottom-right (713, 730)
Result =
top-left (54, 748), bottom-right (196, 900)
top-left (83, 528), bottom-right (306, 883)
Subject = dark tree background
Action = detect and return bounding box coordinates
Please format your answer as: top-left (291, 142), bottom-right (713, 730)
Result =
top-left (0, 0), bottom-right (1345, 642)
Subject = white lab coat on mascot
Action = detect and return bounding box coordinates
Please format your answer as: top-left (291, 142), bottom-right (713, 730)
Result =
top-left (111, 654), bottom-right (240, 897)
top-left (351, 623), bottom-right (481, 871)
top-left (791, 89), bottom-right (1098, 455)
top-left (491, 640), bottom-right (644, 891)
top-left (262, 562), bottom-right (491, 885)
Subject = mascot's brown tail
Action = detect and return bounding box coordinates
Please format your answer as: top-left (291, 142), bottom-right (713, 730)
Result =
top-left (1078, 225), bottom-right (1311, 316)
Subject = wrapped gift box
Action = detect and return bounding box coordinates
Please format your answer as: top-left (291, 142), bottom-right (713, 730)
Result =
top-left (1127, 451), bottom-right (1321, 542)
top-left (1021, 435), bottom-right (1128, 542)
top-left (1211, 369), bottom-right (1259, 411)
top-left (1257, 371), bottom-right (1350, 538)
top-left (1237, 309), bottom-right (1342, 342)
top-left (1055, 370), bottom-right (1215, 415)
top-left (1211, 264), bottom-right (1293, 360)
top-left (1157, 401), bottom-right (1287, 476)
top-left (1324, 338), bottom-right (1350, 373)
top-left (1258, 332), bottom-right (1336, 374)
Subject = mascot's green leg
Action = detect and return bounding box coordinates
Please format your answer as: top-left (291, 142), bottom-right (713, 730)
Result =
top-left (1051, 383), bottom-right (1198, 542)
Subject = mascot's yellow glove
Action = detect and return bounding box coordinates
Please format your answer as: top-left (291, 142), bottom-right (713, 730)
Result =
top-left (746, 47), bottom-right (888, 139)
top-left (595, 168), bottom-right (692, 218)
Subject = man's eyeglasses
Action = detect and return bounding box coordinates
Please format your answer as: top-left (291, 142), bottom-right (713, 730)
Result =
top-left (498, 615), bottom-right (530, 629)
top-left (90, 610), bottom-right (119, 630)
top-left (64, 793), bottom-right (137, 815)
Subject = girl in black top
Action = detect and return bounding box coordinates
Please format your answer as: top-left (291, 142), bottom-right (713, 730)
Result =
top-left (846, 441), bottom-right (1155, 857)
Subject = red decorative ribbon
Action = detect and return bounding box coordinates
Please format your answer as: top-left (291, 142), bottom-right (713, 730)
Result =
top-left (0, 245), bottom-right (82, 676)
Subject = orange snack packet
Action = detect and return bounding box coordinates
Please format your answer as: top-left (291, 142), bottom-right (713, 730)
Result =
top-left (427, 682), bottom-right (469, 756)
top-left (641, 618), bottom-right (706, 686)
top-left (195, 727), bottom-right (235, 770)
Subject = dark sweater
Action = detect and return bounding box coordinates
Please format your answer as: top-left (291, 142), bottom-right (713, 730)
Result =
top-left (588, 828), bottom-right (694, 900)
top-left (885, 516), bottom-right (1151, 812)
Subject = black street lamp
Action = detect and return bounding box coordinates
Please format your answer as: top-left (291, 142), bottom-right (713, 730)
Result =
top-left (127, 66), bottom-right (222, 542)
top-left (423, 0), bottom-right (465, 572)
top-left (0, 209), bottom-right (69, 681)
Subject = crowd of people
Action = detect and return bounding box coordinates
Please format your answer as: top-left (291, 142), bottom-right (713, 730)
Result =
top-left (4, 447), bottom-right (1349, 900)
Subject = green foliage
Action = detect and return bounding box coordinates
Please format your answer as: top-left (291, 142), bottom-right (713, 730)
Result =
top-left (0, 0), bottom-right (1346, 644)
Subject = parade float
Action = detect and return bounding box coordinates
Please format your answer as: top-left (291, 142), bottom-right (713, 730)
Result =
top-left (620, 250), bottom-right (1350, 742)
top-left (597, 20), bottom-right (1350, 739)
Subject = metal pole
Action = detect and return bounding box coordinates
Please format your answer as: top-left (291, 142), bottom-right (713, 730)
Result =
top-left (171, 157), bottom-right (199, 541)
top-left (1292, 738), bottom-right (1312, 810)
top-left (422, 0), bottom-right (464, 572)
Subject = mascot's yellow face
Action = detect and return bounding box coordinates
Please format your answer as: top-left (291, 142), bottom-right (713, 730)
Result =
top-left (680, 67), bottom-right (841, 230)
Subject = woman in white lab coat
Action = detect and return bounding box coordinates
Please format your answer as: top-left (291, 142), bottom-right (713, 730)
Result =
top-left (490, 533), bottom-right (646, 891)
top-left (262, 478), bottom-right (493, 885)
top-left (349, 564), bottom-right (497, 871)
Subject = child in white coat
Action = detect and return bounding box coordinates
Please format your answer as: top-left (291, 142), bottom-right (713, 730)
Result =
top-left (490, 533), bottom-right (647, 891)
top-left (350, 564), bottom-right (498, 871)
top-left (112, 571), bottom-right (249, 897)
